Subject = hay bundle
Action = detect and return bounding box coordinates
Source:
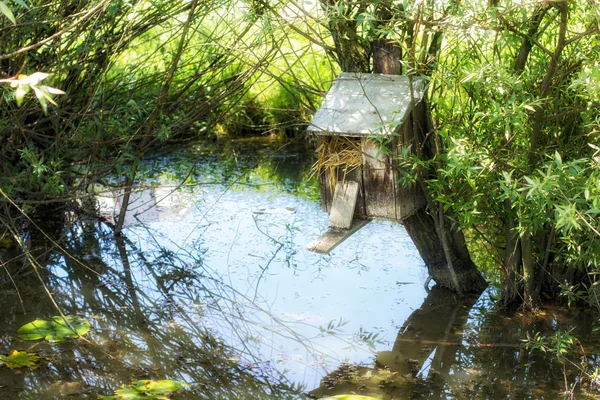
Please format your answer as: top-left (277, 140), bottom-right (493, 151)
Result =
top-left (311, 136), bottom-right (362, 192)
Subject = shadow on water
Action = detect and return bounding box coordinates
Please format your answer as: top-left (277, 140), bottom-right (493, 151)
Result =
top-left (0, 137), bottom-right (599, 399)
top-left (311, 285), bottom-right (600, 399)
top-left (0, 219), bottom-right (308, 399)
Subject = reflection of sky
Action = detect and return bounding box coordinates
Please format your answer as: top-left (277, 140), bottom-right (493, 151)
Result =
top-left (5, 142), bottom-right (599, 398)
top-left (105, 154), bottom-right (428, 390)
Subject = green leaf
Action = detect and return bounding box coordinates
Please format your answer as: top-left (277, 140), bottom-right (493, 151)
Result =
top-left (0, 1), bottom-right (15, 24)
top-left (0, 350), bottom-right (41, 369)
top-left (321, 396), bottom-right (382, 400)
top-left (12, 0), bottom-right (28, 8)
top-left (14, 84), bottom-right (28, 106)
top-left (554, 151), bottom-right (562, 169)
top-left (33, 88), bottom-right (48, 114)
top-left (0, 73), bottom-right (64, 111)
top-left (32, 85), bottom-right (64, 114)
top-left (99, 380), bottom-right (189, 400)
top-left (18, 316), bottom-right (90, 343)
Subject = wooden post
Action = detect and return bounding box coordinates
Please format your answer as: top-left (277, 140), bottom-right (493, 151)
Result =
top-left (361, 138), bottom-right (396, 219)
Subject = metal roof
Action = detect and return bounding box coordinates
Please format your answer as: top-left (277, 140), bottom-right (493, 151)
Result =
top-left (308, 73), bottom-right (425, 137)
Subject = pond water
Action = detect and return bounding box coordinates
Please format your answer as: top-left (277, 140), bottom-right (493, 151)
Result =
top-left (0, 137), bottom-right (599, 399)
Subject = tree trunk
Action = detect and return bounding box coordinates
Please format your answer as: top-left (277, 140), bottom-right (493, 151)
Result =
top-left (320, 0), bottom-right (370, 73)
top-left (403, 207), bottom-right (487, 292)
top-left (372, 39), bottom-right (401, 75)
top-left (373, 39), bottom-right (486, 294)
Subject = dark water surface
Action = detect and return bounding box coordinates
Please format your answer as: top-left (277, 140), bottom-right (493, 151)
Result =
top-left (0, 137), bottom-right (599, 399)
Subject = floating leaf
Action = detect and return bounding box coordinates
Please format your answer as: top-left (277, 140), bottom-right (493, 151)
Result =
top-left (321, 396), bottom-right (382, 400)
top-left (0, 1), bottom-right (16, 24)
top-left (0, 350), bottom-right (40, 369)
top-left (99, 380), bottom-right (189, 400)
top-left (18, 316), bottom-right (90, 343)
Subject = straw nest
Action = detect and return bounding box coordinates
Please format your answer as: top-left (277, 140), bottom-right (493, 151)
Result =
top-left (311, 137), bottom-right (362, 192)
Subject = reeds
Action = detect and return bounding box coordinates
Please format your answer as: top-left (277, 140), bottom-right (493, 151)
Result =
top-left (311, 136), bottom-right (362, 192)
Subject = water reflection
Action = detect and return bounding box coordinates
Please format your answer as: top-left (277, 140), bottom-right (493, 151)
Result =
top-left (0, 219), bottom-right (310, 399)
top-left (310, 286), bottom-right (482, 399)
top-left (0, 138), bottom-right (427, 398)
top-left (311, 285), bottom-right (600, 399)
top-left (1, 138), bottom-right (599, 399)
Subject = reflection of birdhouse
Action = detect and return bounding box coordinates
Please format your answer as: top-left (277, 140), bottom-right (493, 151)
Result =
top-left (308, 72), bottom-right (426, 225)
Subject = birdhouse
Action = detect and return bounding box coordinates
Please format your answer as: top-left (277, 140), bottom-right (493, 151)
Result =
top-left (308, 72), bottom-right (426, 234)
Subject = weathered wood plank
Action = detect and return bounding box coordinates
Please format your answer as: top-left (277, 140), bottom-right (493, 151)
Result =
top-left (329, 181), bottom-right (359, 229)
top-left (320, 168), bottom-right (366, 217)
top-left (306, 219), bottom-right (370, 254)
top-left (361, 138), bottom-right (396, 219)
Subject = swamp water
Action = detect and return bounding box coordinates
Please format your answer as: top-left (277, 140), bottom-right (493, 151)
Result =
top-left (0, 138), bottom-right (599, 399)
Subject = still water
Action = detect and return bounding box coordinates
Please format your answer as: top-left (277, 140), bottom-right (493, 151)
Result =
top-left (0, 137), bottom-right (598, 399)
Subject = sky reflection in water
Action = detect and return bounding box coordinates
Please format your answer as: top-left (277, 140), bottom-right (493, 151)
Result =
top-left (1, 138), bottom-right (598, 399)
top-left (106, 139), bottom-right (429, 389)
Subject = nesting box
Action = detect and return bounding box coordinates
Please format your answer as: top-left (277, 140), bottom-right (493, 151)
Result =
top-left (308, 72), bottom-right (426, 222)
